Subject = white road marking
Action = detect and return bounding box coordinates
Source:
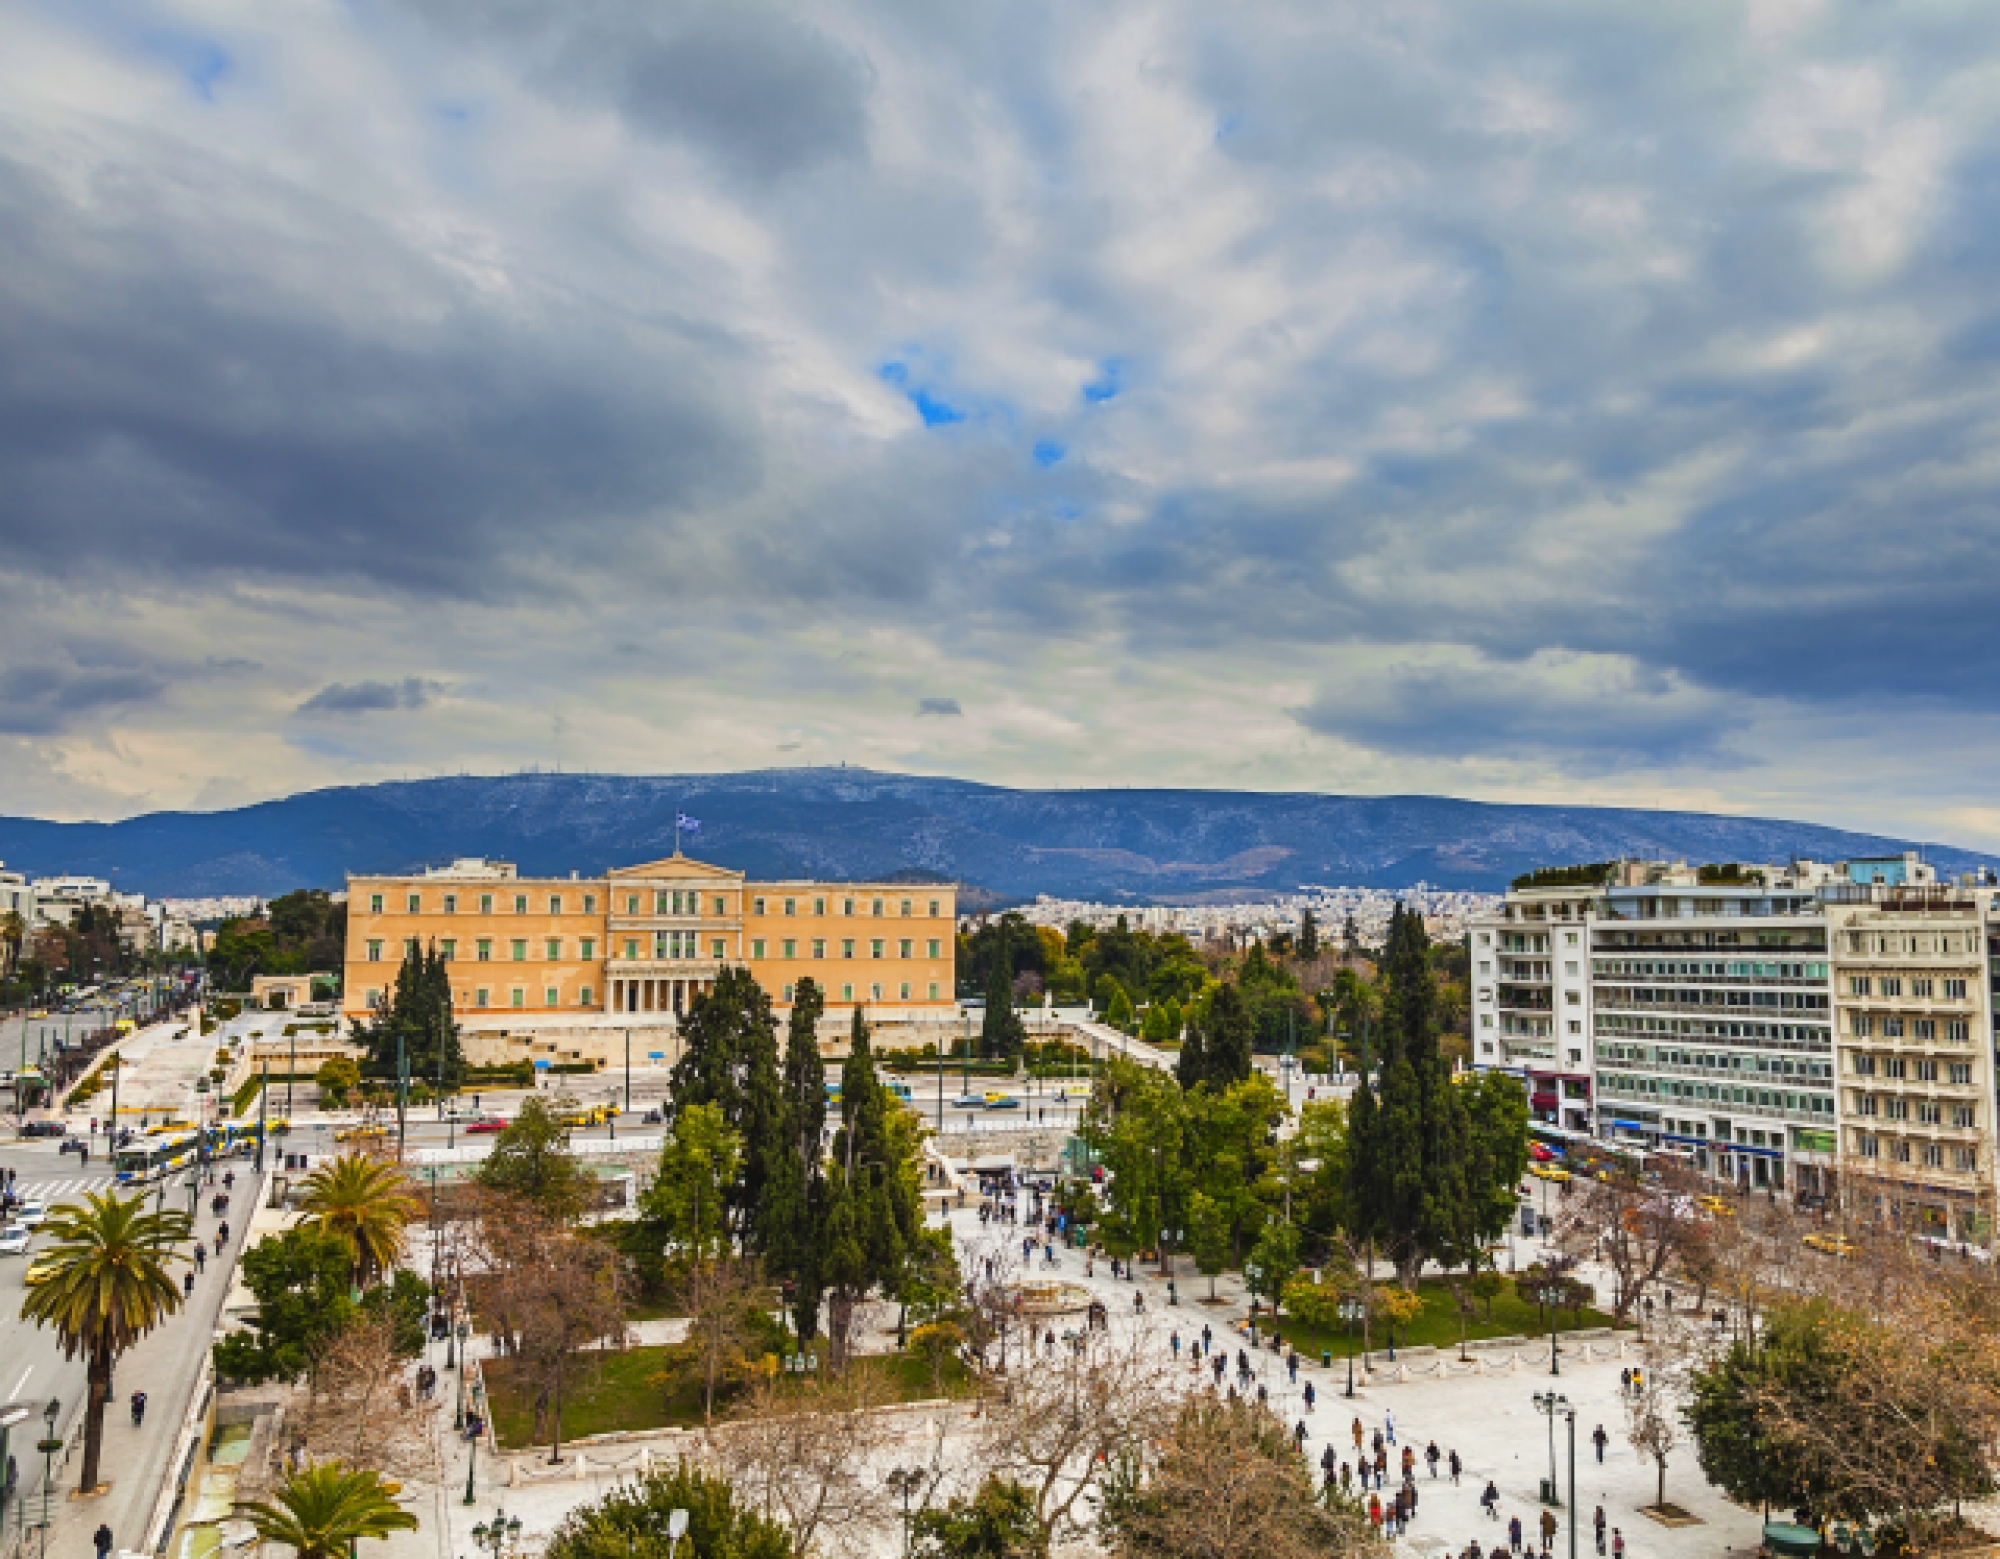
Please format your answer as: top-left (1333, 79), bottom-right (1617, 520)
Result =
top-left (9, 1368), bottom-right (30, 1400)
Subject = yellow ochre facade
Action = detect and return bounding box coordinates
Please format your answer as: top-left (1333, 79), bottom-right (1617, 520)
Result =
top-left (342, 854), bottom-right (956, 1028)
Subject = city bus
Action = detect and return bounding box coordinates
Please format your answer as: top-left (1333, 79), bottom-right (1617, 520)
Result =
top-left (113, 1132), bottom-right (200, 1187)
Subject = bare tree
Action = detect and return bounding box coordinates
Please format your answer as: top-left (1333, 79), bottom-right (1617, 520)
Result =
top-left (1555, 1165), bottom-right (1700, 1323)
top-left (708, 1368), bottom-right (901, 1556)
top-left (661, 1256), bottom-right (769, 1423)
top-left (1625, 1320), bottom-right (1692, 1514)
top-left (976, 1320), bottom-right (1179, 1547)
top-left (296, 1313), bottom-right (437, 1482)
top-left (1100, 1395), bottom-right (1382, 1559)
top-left (478, 1196), bottom-right (628, 1462)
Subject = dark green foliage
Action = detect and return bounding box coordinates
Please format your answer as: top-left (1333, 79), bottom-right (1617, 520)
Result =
top-left (1205, 983), bottom-right (1254, 1087)
top-left (1509, 862), bottom-right (1615, 889)
top-left (671, 967), bottom-right (787, 1236)
top-left (1297, 910), bottom-right (1319, 960)
top-left (823, 1009), bottom-right (923, 1362)
top-left (758, 979), bottom-right (829, 1338)
top-left (361, 1268), bottom-right (431, 1357)
top-left (1173, 1023), bottom-right (1209, 1091)
top-left (212, 1224), bottom-right (356, 1383)
top-left (911, 1476), bottom-right (1047, 1559)
top-left (1686, 1306), bottom-right (1828, 1518)
top-left (543, 1462), bottom-right (794, 1559)
top-left (356, 941), bottom-right (463, 1089)
top-left (471, 1096), bottom-right (592, 1218)
top-left (981, 952), bottom-right (1026, 1060)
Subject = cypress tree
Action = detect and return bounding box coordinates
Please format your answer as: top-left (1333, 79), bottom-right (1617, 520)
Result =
top-left (1174, 1021), bottom-right (1210, 1092)
top-left (668, 966), bottom-right (781, 1237)
top-left (823, 1008), bottom-right (920, 1368)
top-left (360, 940), bottom-right (463, 1091)
top-left (1298, 909), bottom-right (1320, 960)
top-left (1205, 983), bottom-right (1254, 1087)
top-left (760, 980), bottom-right (829, 1339)
top-left (980, 927), bottom-right (1026, 1060)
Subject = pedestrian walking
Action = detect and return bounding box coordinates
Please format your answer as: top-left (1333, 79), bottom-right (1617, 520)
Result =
top-left (93, 1524), bottom-right (112, 1559)
top-left (1352, 1416), bottom-right (1365, 1452)
top-left (1171, 1330), bottom-right (1181, 1359)
top-left (1288, 1351), bottom-right (1299, 1385)
top-left (1449, 1448), bottom-right (1462, 1484)
top-left (1480, 1484), bottom-right (1498, 1520)
top-left (1304, 1380), bottom-right (1316, 1412)
top-left (183, 1271), bottom-right (194, 1298)
top-left (1612, 1529), bottom-right (1625, 1559)
top-left (1593, 1423), bottom-right (1608, 1462)
top-left (1619, 1367), bottom-right (1631, 1394)
top-left (1593, 1506), bottom-right (1607, 1555)
top-left (1509, 1514), bottom-right (1524, 1551)
top-left (193, 1244), bottom-right (205, 1273)
top-left (1385, 1407), bottom-right (1397, 1444)
top-left (1426, 1440), bottom-right (1440, 1477)
top-left (1540, 1508), bottom-right (1559, 1549)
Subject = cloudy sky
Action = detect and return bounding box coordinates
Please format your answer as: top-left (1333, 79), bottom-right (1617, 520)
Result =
top-left (5, 0), bottom-right (2000, 845)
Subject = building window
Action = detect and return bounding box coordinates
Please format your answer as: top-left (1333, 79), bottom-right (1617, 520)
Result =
top-left (1883, 1017), bottom-right (1905, 1038)
top-left (928, 938), bottom-right (941, 958)
top-left (785, 898), bottom-right (796, 916)
top-left (1919, 1102), bottom-right (1941, 1125)
top-left (477, 939), bottom-right (492, 961)
top-left (545, 987), bottom-right (559, 1006)
top-left (1882, 977), bottom-right (1903, 998)
top-left (901, 899), bottom-right (913, 917)
top-left (1949, 1019), bottom-right (1970, 1042)
top-left (624, 938), bottom-right (638, 959)
top-left (511, 989), bottom-right (525, 1008)
top-left (366, 989), bottom-right (382, 1010)
top-left (1480, 1014), bottom-right (1494, 1028)
top-left (367, 940), bottom-right (383, 962)
top-left (580, 938), bottom-right (594, 960)
top-left (1885, 1098), bottom-right (1908, 1120)
top-left (1852, 1015), bottom-right (1874, 1037)
top-left (583, 894), bottom-right (597, 913)
top-left (1914, 1018), bottom-right (1936, 1040)
top-left (476, 893), bottom-right (490, 914)
top-left (408, 893), bottom-right (422, 913)
top-left (813, 940), bottom-right (826, 959)
top-left (546, 938), bottom-right (562, 960)
top-left (512, 894), bottom-right (525, 914)
top-left (753, 898), bottom-right (766, 915)
top-left (580, 986), bottom-right (594, 1006)
top-left (1953, 1104), bottom-right (1976, 1128)
top-left (814, 897), bottom-right (826, 915)
top-left (511, 940), bottom-right (527, 961)
top-left (1950, 1062), bottom-right (1973, 1084)
top-left (899, 939), bottom-right (912, 959)
top-left (1923, 1143), bottom-right (1944, 1168)
top-left (842, 984), bottom-right (853, 1001)
top-left (1916, 1059), bottom-right (1937, 1082)
top-left (1956, 1146), bottom-right (1978, 1171)
top-left (844, 899), bottom-right (855, 916)
top-left (871, 939), bottom-right (884, 959)
top-left (873, 899), bottom-right (885, 917)
top-left (842, 939), bottom-right (855, 959)
top-left (627, 895), bottom-right (640, 914)
top-left (928, 982), bottom-right (939, 999)
top-left (1946, 978), bottom-right (1968, 1000)
top-left (780, 983), bottom-right (794, 1001)
top-left (871, 983), bottom-right (882, 1000)
top-left (929, 899), bottom-right (940, 917)
top-left (440, 940), bottom-right (456, 961)
top-left (783, 939), bottom-right (797, 959)
top-left (709, 938), bottom-right (723, 959)
top-left (1568, 1020), bottom-right (1582, 1035)
top-left (369, 893), bottom-right (384, 914)
top-left (1849, 976), bottom-right (1870, 996)
top-left (1913, 978), bottom-right (1934, 998)
top-left (752, 939), bottom-right (766, 959)
top-left (476, 988), bottom-right (489, 1008)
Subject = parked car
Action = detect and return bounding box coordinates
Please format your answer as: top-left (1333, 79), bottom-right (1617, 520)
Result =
top-left (334, 1124), bottom-right (387, 1144)
top-left (464, 1116), bottom-right (508, 1135)
top-left (1804, 1232), bottom-right (1856, 1258)
top-left (0, 1225), bottom-right (28, 1256)
top-left (19, 1121), bottom-right (66, 1139)
top-left (982, 1094), bottom-right (1022, 1111)
top-left (16, 1203), bottom-right (48, 1230)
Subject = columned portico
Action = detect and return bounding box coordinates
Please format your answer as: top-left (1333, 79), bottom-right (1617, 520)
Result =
top-left (607, 972), bottom-right (721, 1017)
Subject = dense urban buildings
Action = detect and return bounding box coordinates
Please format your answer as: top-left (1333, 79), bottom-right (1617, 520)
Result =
top-left (1471, 853), bottom-right (2000, 1232)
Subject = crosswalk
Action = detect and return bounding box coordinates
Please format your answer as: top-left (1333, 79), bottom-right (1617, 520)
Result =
top-left (8, 1175), bottom-right (114, 1203)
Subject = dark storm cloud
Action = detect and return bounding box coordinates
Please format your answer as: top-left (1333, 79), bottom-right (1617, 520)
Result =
top-left (0, 661), bottom-right (167, 736)
top-left (298, 678), bottom-right (442, 715)
top-left (916, 697), bottom-right (961, 717)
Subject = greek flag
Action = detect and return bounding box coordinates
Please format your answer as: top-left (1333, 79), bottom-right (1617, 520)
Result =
top-left (677, 812), bottom-right (701, 834)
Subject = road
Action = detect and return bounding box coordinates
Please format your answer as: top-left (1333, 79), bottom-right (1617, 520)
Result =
top-left (0, 1134), bottom-right (254, 1559)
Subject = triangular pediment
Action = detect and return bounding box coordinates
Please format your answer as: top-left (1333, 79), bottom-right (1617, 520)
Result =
top-left (607, 855), bottom-right (744, 882)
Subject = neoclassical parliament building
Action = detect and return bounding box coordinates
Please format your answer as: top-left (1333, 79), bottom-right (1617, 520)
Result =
top-left (342, 854), bottom-right (957, 1065)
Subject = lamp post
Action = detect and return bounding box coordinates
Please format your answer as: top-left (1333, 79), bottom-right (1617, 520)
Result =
top-left (35, 1397), bottom-right (60, 1544)
top-left (1532, 1389), bottom-right (1568, 1507)
top-left (1535, 1282), bottom-right (1564, 1375)
top-left (1565, 1404), bottom-right (1578, 1559)
top-left (462, 1383), bottom-right (488, 1506)
top-left (666, 1509), bottom-right (689, 1559)
top-left (455, 1324), bottom-right (470, 1427)
top-left (1340, 1298), bottom-right (1363, 1398)
top-left (885, 1468), bottom-right (923, 1557)
top-left (470, 1508), bottom-right (520, 1555)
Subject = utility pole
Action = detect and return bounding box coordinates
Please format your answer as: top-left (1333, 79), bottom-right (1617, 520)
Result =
top-left (254, 1057), bottom-right (269, 1172)
top-left (624, 1028), bottom-right (631, 1114)
top-left (397, 1032), bottom-right (408, 1158)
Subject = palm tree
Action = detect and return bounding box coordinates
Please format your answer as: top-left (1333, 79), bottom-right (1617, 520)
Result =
top-left (19, 1191), bottom-right (190, 1493)
top-left (245, 1462), bottom-right (417, 1559)
top-left (297, 1154), bottom-right (422, 1287)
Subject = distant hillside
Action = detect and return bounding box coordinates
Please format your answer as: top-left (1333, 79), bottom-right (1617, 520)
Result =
top-left (0, 769), bottom-right (1992, 902)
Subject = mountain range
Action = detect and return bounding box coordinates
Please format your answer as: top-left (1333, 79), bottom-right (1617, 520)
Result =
top-left (1, 769), bottom-right (1994, 904)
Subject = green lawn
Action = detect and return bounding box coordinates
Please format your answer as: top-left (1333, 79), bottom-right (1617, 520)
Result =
top-left (483, 1344), bottom-right (973, 1449)
top-left (1264, 1278), bottom-right (1621, 1359)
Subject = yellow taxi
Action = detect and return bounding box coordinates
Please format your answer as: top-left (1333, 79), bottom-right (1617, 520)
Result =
top-left (1695, 1195), bottom-right (1737, 1219)
top-left (335, 1123), bottom-right (388, 1143)
top-left (1803, 1232), bottom-right (1856, 1258)
top-left (1528, 1163), bottom-right (1570, 1183)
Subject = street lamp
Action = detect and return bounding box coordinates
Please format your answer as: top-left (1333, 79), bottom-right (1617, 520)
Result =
top-left (455, 1324), bottom-right (471, 1427)
top-left (885, 1468), bottom-right (924, 1557)
top-left (462, 1382), bottom-right (488, 1506)
top-left (666, 1509), bottom-right (689, 1559)
top-left (1534, 1281), bottom-right (1565, 1375)
top-left (470, 1509), bottom-right (521, 1557)
top-left (1532, 1390), bottom-right (1568, 1508)
top-left (34, 1398), bottom-right (60, 1543)
top-left (1339, 1298), bottom-right (1364, 1398)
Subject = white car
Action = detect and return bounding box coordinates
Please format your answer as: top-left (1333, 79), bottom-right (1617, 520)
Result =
top-left (15, 1203), bottom-right (47, 1230)
top-left (0, 1225), bottom-right (29, 1256)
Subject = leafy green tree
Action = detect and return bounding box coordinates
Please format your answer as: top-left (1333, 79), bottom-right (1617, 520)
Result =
top-left (1686, 1307), bottom-right (1826, 1518)
top-left (314, 1056), bottom-right (360, 1108)
top-left (1081, 1060), bottom-right (1186, 1272)
top-left (1183, 1074), bottom-right (1286, 1263)
top-left (1291, 1100), bottom-right (1350, 1249)
top-left (1247, 1218), bottom-right (1301, 1319)
top-left (472, 1096), bottom-right (592, 1220)
top-left (1096, 975), bottom-right (1135, 1030)
top-left (544, 1462), bottom-right (794, 1559)
top-left (213, 1224), bottom-right (356, 1383)
top-left (245, 1462), bottom-right (417, 1559)
top-left (672, 969), bottom-right (785, 1239)
top-left (822, 1009), bottom-right (923, 1367)
top-left (296, 1153), bottom-right (422, 1287)
top-left (1297, 910), bottom-right (1319, 960)
top-left (912, 1476), bottom-right (1048, 1559)
top-left (1173, 1024), bottom-right (1209, 1092)
top-left (1201, 982), bottom-right (1254, 1087)
top-left (644, 1102), bottom-right (743, 1265)
top-left (1185, 1191), bottom-right (1232, 1302)
top-left (1140, 1003), bottom-right (1172, 1045)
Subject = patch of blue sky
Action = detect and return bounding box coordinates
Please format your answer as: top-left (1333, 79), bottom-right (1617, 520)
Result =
top-left (1032, 440), bottom-right (1067, 467)
top-left (911, 389), bottom-right (966, 427)
top-left (1082, 359), bottom-right (1123, 403)
top-left (435, 103), bottom-right (472, 124)
top-left (1216, 112), bottom-right (1243, 142)
top-left (145, 31), bottom-right (230, 100)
